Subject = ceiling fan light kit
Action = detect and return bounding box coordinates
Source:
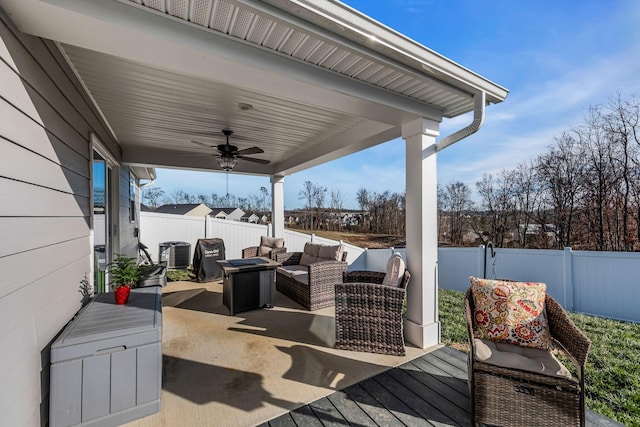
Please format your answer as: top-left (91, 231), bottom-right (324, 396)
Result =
top-left (217, 155), bottom-right (237, 171)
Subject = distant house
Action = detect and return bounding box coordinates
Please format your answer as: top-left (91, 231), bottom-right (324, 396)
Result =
top-left (241, 213), bottom-right (260, 223)
top-left (154, 203), bottom-right (213, 216)
top-left (463, 231), bottom-right (482, 245)
top-left (512, 223), bottom-right (556, 245)
top-left (209, 207), bottom-right (245, 221)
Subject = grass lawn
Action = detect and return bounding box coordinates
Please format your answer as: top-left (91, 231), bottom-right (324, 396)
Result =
top-left (439, 288), bottom-right (640, 427)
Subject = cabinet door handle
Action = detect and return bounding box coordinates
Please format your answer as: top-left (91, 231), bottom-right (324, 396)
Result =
top-left (95, 346), bottom-right (126, 356)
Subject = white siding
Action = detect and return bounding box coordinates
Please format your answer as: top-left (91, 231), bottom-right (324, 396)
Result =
top-left (0, 12), bottom-right (124, 427)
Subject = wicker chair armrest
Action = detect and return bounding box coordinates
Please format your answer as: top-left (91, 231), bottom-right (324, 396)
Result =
top-left (269, 246), bottom-right (287, 259)
top-left (241, 246), bottom-right (259, 258)
top-left (275, 251), bottom-right (302, 265)
top-left (464, 289), bottom-right (478, 353)
top-left (335, 282), bottom-right (406, 312)
top-left (343, 271), bottom-right (386, 284)
top-left (308, 260), bottom-right (347, 287)
top-left (546, 296), bottom-right (591, 367)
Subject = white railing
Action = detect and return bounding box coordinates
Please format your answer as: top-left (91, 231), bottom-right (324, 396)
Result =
top-left (140, 212), bottom-right (639, 323)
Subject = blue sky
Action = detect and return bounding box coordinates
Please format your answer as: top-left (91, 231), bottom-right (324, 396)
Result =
top-left (152, 0), bottom-right (640, 210)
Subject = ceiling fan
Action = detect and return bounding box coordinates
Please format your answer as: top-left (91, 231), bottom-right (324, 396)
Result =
top-left (192, 129), bottom-right (269, 172)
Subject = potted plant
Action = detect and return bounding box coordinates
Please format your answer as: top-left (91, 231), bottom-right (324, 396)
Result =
top-left (107, 254), bottom-right (140, 304)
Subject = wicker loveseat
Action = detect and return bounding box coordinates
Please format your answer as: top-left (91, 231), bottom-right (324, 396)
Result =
top-left (275, 242), bottom-right (347, 311)
top-left (465, 278), bottom-right (591, 427)
top-left (335, 253), bottom-right (410, 356)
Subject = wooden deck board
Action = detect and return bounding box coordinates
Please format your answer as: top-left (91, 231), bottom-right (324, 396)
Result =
top-left (326, 390), bottom-right (377, 427)
top-left (267, 347), bottom-right (624, 427)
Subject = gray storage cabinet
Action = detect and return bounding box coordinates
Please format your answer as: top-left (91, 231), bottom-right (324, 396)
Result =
top-left (50, 286), bottom-right (162, 427)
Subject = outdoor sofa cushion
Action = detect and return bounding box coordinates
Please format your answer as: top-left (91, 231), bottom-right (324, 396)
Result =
top-left (258, 236), bottom-right (285, 257)
top-left (470, 277), bottom-right (552, 350)
top-left (277, 242), bottom-right (345, 286)
top-left (299, 242), bottom-right (344, 266)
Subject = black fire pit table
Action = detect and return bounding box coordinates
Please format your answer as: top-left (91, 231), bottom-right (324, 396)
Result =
top-left (216, 257), bottom-right (281, 315)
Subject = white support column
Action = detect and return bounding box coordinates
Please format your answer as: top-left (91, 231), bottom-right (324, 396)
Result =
top-left (271, 175), bottom-right (285, 238)
top-left (402, 118), bottom-right (441, 349)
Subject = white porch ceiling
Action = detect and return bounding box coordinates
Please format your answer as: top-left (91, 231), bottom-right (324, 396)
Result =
top-left (2, 0), bottom-right (508, 176)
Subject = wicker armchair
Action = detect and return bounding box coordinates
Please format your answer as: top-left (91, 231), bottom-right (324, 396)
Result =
top-left (275, 248), bottom-right (347, 311)
top-left (335, 270), bottom-right (410, 356)
top-left (242, 236), bottom-right (286, 260)
top-left (465, 288), bottom-right (591, 427)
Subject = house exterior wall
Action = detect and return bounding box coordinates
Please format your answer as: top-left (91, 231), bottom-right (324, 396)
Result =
top-left (226, 208), bottom-right (245, 221)
top-left (185, 204), bottom-right (213, 217)
top-left (0, 12), bottom-right (137, 426)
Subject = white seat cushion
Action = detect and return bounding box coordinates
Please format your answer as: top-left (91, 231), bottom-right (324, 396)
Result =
top-left (474, 338), bottom-right (572, 379)
top-left (277, 265), bottom-right (309, 286)
top-left (382, 253), bottom-right (405, 287)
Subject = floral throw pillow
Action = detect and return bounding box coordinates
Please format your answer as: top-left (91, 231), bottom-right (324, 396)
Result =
top-left (469, 277), bottom-right (552, 350)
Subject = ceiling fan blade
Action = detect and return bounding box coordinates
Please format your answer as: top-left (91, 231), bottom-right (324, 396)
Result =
top-left (237, 155), bottom-right (270, 164)
top-left (191, 140), bottom-right (215, 148)
top-left (236, 147), bottom-right (264, 155)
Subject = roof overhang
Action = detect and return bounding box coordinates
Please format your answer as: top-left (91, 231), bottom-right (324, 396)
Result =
top-left (1, 0), bottom-right (508, 176)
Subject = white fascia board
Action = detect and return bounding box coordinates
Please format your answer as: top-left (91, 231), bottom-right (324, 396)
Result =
top-left (2, 0), bottom-right (443, 123)
top-left (263, 0), bottom-right (509, 103)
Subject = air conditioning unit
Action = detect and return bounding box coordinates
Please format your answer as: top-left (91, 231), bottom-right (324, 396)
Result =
top-left (158, 241), bottom-right (191, 269)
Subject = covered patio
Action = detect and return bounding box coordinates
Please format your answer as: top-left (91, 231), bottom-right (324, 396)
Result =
top-left (0, 1), bottom-right (509, 426)
top-left (2, 0), bottom-right (507, 351)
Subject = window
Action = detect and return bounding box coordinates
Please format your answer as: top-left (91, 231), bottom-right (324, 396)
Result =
top-left (129, 173), bottom-right (136, 222)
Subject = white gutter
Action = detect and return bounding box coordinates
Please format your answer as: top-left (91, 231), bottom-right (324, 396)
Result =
top-left (436, 91), bottom-right (486, 152)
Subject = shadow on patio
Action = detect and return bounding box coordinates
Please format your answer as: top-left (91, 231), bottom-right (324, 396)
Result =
top-left (122, 280), bottom-right (429, 427)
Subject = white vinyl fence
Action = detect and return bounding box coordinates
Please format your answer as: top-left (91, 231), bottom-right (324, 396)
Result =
top-left (140, 212), bottom-right (639, 322)
top-left (437, 246), bottom-right (640, 323)
top-left (140, 212), bottom-right (366, 263)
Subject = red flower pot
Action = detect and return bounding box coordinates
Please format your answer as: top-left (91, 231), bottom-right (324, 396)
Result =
top-left (114, 285), bottom-right (131, 304)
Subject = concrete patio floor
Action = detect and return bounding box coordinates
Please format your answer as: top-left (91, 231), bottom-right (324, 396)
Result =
top-left (122, 280), bottom-right (430, 427)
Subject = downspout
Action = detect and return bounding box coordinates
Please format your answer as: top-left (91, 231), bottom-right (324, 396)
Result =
top-left (436, 91), bottom-right (486, 152)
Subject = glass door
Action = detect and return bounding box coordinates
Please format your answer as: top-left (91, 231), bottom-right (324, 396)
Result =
top-left (93, 151), bottom-right (112, 293)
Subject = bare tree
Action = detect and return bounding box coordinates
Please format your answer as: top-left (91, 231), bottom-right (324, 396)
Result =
top-left (603, 94), bottom-right (640, 250)
top-left (313, 183), bottom-right (327, 230)
top-left (512, 161), bottom-right (543, 248)
top-left (475, 171), bottom-right (515, 248)
top-left (535, 132), bottom-right (585, 248)
top-left (330, 188), bottom-right (346, 231)
top-left (168, 189), bottom-right (188, 204)
top-left (142, 187), bottom-right (164, 209)
top-left (298, 181), bottom-right (326, 230)
top-left (440, 182), bottom-right (474, 245)
top-left (356, 188), bottom-right (370, 232)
